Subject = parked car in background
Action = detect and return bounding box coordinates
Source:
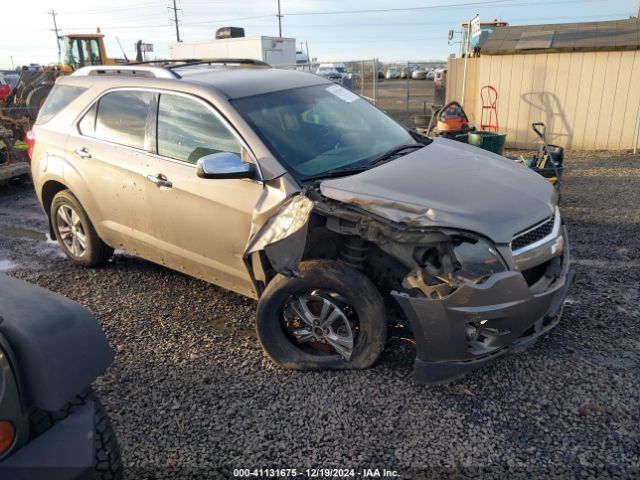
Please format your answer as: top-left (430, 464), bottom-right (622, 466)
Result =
top-left (411, 69), bottom-right (426, 80)
top-left (315, 63), bottom-right (344, 83)
top-left (400, 65), bottom-right (422, 79)
top-left (0, 274), bottom-right (122, 479)
top-left (434, 67), bottom-right (447, 88)
top-left (0, 76), bottom-right (10, 102)
top-left (295, 50), bottom-right (309, 65)
top-left (425, 68), bottom-right (436, 80)
top-left (19, 64), bottom-right (42, 72)
top-left (385, 67), bottom-right (399, 79)
top-left (0, 71), bottom-right (20, 91)
top-left (29, 62), bottom-right (573, 385)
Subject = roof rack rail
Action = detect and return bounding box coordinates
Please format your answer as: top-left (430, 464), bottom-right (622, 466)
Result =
top-left (71, 65), bottom-right (180, 79)
top-left (130, 58), bottom-right (272, 69)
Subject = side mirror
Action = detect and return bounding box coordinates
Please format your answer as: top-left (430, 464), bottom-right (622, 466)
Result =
top-left (196, 152), bottom-right (255, 180)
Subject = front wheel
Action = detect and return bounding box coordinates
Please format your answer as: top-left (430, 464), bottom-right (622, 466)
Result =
top-left (256, 260), bottom-right (387, 370)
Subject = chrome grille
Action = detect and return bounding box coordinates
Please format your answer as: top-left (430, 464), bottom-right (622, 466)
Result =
top-left (512, 215), bottom-right (555, 252)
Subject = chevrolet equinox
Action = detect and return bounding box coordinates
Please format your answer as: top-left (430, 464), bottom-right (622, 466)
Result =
top-left (29, 61), bottom-right (574, 384)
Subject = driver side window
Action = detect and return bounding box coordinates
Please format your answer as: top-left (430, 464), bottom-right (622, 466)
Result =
top-left (157, 94), bottom-right (241, 164)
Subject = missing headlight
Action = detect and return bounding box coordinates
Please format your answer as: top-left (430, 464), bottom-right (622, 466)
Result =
top-left (403, 234), bottom-right (506, 299)
top-left (452, 237), bottom-right (506, 282)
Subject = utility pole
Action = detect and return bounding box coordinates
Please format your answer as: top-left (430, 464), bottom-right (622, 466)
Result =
top-left (49, 9), bottom-right (61, 59)
top-left (277, 0), bottom-right (283, 37)
top-left (461, 14), bottom-right (478, 108)
top-left (169, 0), bottom-right (182, 43)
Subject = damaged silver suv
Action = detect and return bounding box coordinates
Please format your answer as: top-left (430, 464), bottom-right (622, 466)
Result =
top-left (29, 61), bottom-right (574, 384)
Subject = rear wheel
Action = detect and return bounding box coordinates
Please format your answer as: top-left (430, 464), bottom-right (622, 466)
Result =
top-left (50, 190), bottom-right (113, 267)
top-left (256, 260), bottom-right (387, 370)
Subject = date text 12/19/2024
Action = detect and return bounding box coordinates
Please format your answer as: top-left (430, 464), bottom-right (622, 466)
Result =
top-left (233, 468), bottom-right (400, 478)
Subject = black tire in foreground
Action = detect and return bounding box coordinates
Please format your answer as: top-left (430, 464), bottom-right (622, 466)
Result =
top-left (8, 174), bottom-right (30, 186)
top-left (50, 190), bottom-right (113, 267)
top-left (256, 260), bottom-right (387, 370)
top-left (29, 389), bottom-right (123, 480)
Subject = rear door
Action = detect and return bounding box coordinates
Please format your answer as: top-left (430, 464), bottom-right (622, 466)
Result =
top-left (64, 89), bottom-right (157, 254)
top-left (141, 92), bottom-right (263, 297)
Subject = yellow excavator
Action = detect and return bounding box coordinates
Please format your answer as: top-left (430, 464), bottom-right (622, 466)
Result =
top-left (0, 31), bottom-right (123, 182)
top-left (5, 31), bottom-right (122, 119)
top-left (57, 32), bottom-right (122, 73)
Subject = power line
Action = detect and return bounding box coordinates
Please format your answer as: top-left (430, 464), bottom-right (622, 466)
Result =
top-left (169, 0), bottom-right (182, 42)
top-left (57, 1), bottom-right (160, 15)
top-left (46, 0), bottom-right (619, 33)
top-left (48, 9), bottom-right (631, 35)
top-left (282, 0), bottom-right (607, 16)
top-left (188, 14), bottom-right (274, 25)
top-left (254, 12), bottom-right (630, 28)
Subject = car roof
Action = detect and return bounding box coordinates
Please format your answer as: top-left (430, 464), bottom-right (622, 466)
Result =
top-left (65, 65), bottom-right (330, 100)
top-left (179, 67), bottom-right (329, 98)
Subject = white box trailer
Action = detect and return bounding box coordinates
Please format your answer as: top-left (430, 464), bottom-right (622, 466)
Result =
top-left (168, 36), bottom-right (296, 66)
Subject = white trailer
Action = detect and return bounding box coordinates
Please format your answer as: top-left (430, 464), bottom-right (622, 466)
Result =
top-left (168, 36), bottom-right (296, 66)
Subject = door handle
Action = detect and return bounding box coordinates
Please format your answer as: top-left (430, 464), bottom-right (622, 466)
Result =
top-left (146, 173), bottom-right (173, 189)
top-left (74, 147), bottom-right (92, 158)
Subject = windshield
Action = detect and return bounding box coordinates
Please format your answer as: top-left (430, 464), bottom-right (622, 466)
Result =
top-left (232, 84), bottom-right (416, 179)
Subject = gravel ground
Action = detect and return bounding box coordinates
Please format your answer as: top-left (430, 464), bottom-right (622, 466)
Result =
top-left (0, 151), bottom-right (639, 479)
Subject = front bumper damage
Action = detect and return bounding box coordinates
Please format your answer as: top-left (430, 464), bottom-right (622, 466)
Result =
top-left (392, 241), bottom-right (575, 385)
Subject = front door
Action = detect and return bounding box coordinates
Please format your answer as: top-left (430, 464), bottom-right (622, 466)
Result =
top-left (142, 92), bottom-right (263, 297)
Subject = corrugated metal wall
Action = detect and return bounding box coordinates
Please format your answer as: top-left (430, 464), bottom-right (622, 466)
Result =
top-left (446, 51), bottom-right (640, 150)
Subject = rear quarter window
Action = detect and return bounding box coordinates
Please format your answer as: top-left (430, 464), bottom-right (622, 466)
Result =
top-left (35, 84), bottom-right (87, 125)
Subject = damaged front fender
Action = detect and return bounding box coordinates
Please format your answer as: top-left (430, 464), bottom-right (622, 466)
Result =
top-left (243, 176), bottom-right (314, 293)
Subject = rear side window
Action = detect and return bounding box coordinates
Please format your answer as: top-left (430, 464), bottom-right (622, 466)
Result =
top-left (157, 94), bottom-right (241, 164)
top-left (35, 85), bottom-right (87, 125)
top-left (94, 91), bottom-right (152, 150)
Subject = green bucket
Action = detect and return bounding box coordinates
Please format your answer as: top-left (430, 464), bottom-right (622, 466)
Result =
top-left (468, 131), bottom-right (507, 155)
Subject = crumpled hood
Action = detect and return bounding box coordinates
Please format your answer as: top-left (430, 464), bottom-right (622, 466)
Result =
top-left (320, 138), bottom-right (556, 244)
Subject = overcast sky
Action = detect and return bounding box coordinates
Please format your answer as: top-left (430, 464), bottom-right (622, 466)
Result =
top-left (1, 0), bottom-right (638, 68)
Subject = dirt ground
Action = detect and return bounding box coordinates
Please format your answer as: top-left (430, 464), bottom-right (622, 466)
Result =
top-left (0, 150), bottom-right (639, 478)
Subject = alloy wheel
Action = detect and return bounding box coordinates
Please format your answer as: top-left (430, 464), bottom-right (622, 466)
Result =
top-left (281, 290), bottom-right (357, 360)
top-left (56, 204), bottom-right (87, 257)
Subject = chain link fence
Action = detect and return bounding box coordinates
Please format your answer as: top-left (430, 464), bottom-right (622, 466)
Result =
top-left (275, 59), bottom-right (444, 130)
top-left (276, 59), bottom-right (379, 104)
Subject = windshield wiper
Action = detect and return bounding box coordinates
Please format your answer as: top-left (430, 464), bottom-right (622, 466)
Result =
top-left (300, 165), bottom-right (370, 182)
top-left (299, 144), bottom-right (423, 182)
top-left (368, 143), bottom-right (423, 166)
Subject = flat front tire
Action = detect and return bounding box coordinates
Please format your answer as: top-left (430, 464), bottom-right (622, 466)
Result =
top-left (50, 190), bottom-right (113, 267)
top-left (256, 260), bottom-right (387, 370)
